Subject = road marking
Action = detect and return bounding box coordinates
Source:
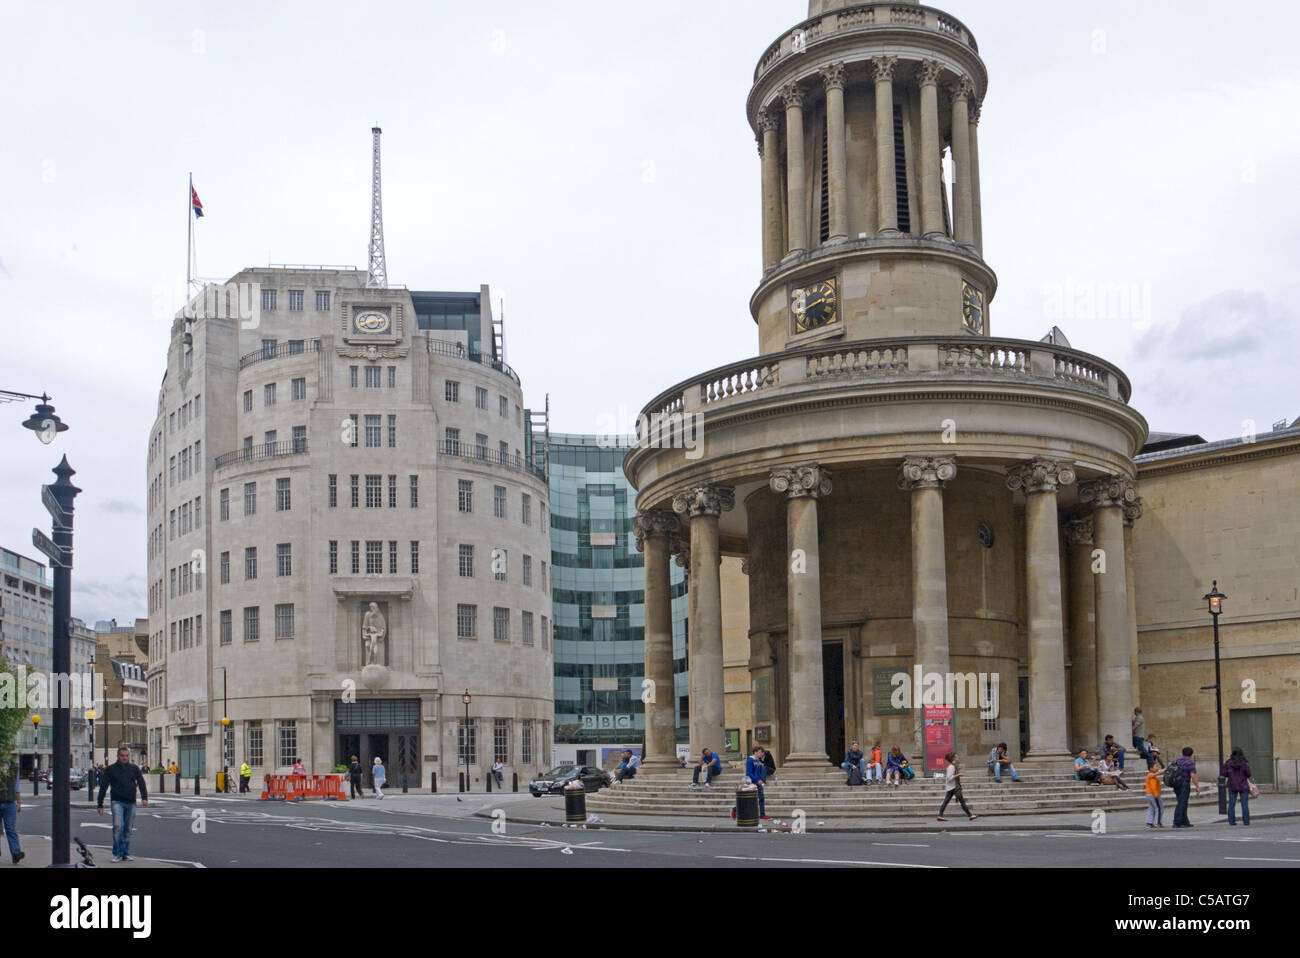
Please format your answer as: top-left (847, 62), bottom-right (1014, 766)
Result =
top-left (715, 855), bottom-right (944, 868)
top-left (1223, 856), bottom-right (1300, 863)
top-left (872, 842), bottom-right (930, 848)
top-left (77, 823), bottom-right (112, 829)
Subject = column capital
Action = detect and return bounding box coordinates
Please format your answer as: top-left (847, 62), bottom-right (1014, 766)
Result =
top-left (673, 542), bottom-right (690, 568)
top-left (870, 55), bottom-right (898, 83)
top-left (1006, 457), bottom-right (1077, 495)
top-left (916, 59), bottom-right (943, 87)
top-left (820, 62), bottom-right (847, 91)
top-left (1078, 476), bottom-right (1139, 510)
top-left (970, 102), bottom-right (982, 126)
top-left (633, 509), bottom-right (682, 553)
top-left (757, 109), bottom-right (780, 134)
top-left (672, 485), bottom-right (735, 519)
top-left (1064, 516), bottom-right (1094, 546)
top-left (740, 557), bottom-right (757, 576)
top-left (1123, 497), bottom-right (1144, 526)
top-left (770, 464), bottom-right (832, 499)
top-left (947, 75), bottom-right (976, 103)
top-left (898, 456), bottom-right (956, 491)
top-left (780, 82), bottom-right (805, 110)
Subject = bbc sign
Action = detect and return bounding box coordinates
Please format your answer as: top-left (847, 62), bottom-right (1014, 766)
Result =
top-left (581, 715), bottom-right (632, 730)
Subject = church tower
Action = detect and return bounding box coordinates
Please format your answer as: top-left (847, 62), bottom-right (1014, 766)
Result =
top-left (750, 0), bottom-right (992, 352)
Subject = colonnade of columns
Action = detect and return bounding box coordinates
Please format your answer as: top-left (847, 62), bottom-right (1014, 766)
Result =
top-left (759, 57), bottom-right (984, 271)
top-left (637, 461), bottom-right (1140, 768)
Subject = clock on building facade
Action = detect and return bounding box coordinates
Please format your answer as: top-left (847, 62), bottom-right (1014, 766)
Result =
top-left (961, 281), bottom-right (985, 334)
top-left (791, 277), bottom-right (839, 334)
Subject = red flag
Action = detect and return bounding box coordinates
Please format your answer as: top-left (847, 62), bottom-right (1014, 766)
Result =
top-left (192, 185), bottom-right (204, 218)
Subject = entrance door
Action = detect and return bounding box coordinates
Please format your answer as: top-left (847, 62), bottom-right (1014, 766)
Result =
top-left (367, 733), bottom-right (389, 784)
top-left (1229, 708), bottom-right (1274, 785)
top-left (395, 733), bottom-right (419, 784)
top-left (337, 734), bottom-right (360, 770)
top-left (823, 641), bottom-right (845, 763)
top-left (179, 735), bottom-right (206, 779)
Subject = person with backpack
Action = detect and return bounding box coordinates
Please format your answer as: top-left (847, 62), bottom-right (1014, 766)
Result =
top-left (1221, 747), bottom-right (1253, 826)
top-left (1167, 747), bottom-right (1200, 827)
top-left (937, 752), bottom-right (976, 822)
top-left (1144, 759), bottom-right (1164, 827)
top-left (885, 746), bottom-right (907, 786)
top-left (842, 741), bottom-right (867, 785)
top-left (1074, 748), bottom-right (1100, 783)
top-left (745, 747), bottom-right (769, 820)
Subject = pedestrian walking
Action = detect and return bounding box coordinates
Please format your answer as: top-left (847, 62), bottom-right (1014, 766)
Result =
top-left (96, 747), bottom-right (149, 862)
top-left (937, 751), bottom-right (976, 822)
top-left (348, 755), bottom-right (365, 799)
top-left (1169, 746), bottom-right (1200, 828)
top-left (1222, 747), bottom-right (1253, 826)
top-left (239, 761), bottom-right (252, 793)
top-left (372, 756), bottom-right (386, 799)
top-left (292, 759), bottom-right (305, 776)
top-left (1, 758), bottom-right (24, 865)
top-left (1144, 759), bottom-right (1164, 827)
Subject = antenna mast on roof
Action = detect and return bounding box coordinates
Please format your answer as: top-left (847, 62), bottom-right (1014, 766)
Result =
top-left (366, 126), bottom-right (388, 289)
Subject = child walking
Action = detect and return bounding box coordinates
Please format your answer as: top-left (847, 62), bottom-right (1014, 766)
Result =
top-left (1144, 759), bottom-right (1163, 827)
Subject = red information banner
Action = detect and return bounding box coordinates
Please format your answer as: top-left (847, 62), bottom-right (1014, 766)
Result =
top-left (924, 706), bottom-right (954, 772)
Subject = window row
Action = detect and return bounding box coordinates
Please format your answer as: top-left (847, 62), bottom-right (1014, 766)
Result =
top-left (342, 413), bottom-right (397, 448)
top-left (454, 545), bottom-right (547, 589)
top-left (328, 474), bottom-right (417, 509)
top-left (168, 613), bottom-right (203, 652)
top-left (454, 605), bottom-right (550, 647)
top-left (218, 604), bottom-right (296, 642)
top-left (219, 478), bottom-right (292, 520)
top-left (458, 718), bottom-right (549, 767)
top-left (326, 540), bottom-right (420, 576)
top-left (167, 394), bottom-right (202, 437)
top-left (259, 289), bottom-right (330, 312)
top-left (243, 377), bottom-right (308, 411)
top-left (349, 365), bottom-right (398, 389)
top-left (454, 479), bottom-right (545, 528)
top-left (168, 560), bottom-right (203, 597)
top-left (239, 426), bottom-right (308, 457)
top-left (168, 439), bottom-right (202, 487)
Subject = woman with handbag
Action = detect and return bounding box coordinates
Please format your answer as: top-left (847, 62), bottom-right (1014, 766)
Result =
top-left (937, 752), bottom-right (976, 822)
top-left (1221, 747), bottom-right (1253, 826)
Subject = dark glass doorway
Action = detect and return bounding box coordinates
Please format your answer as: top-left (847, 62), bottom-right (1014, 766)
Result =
top-left (823, 641), bottom-right (845, 762)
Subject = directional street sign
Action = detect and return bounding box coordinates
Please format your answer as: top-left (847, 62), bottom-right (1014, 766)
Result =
top-left (32, 527), bottom-right (70, 568)
top-left (42, 484), bottom-right (69, 528)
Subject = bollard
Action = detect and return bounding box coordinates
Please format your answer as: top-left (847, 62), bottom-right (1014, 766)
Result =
top-left (402, 771), bottom-right (408, 794)
top-left (487, 772), bottom-right (493, 793)
top-left (459, 771), bottom-right (465, 793)
top-left (194, 774), bottom-right (200, 796)
top-left (564, 779), bottom-right (587, 824)
top-left (431, 771), bottom-right (437, 793)
top-left (174, 773), bottom-right (180, 794)
top-left (735, 784), bottom-right (760, 828)
top-left (512, 772), bottom-right (518, 793)
top-left (159, 772), bottom-right (165, 793)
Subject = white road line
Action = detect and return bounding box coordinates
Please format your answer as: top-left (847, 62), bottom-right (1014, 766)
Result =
top-left (715, 855), bottom-right (944, 868)
top-left (77, 823), bottom-right (112, 829)
top-left (1223, 856), bottom-right (1300, 863)
top-left (872, 842), bottom-right (930, 848)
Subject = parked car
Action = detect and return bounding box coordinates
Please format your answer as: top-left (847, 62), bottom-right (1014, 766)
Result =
top-left (529, 765), bottom-right (611, 797)
top-left (33, 768), bottom-right (88, 789)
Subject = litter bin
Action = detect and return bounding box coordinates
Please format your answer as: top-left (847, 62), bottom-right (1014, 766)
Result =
top-left (736, 782), bottom-right (760, 828)
top-left (564, 778), bottom-right (587, 824)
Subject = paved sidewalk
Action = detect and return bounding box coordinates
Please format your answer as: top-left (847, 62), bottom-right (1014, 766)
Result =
top-left (0, 834), bottom-right (187, 868)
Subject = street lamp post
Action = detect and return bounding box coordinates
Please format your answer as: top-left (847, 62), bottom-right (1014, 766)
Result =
top-left (30, 715), bottom-right (40, 796)
top-left (1202, 581), bottom-right (1228, 815)
top-left (85, 708), bottom-right (96, 804)
top-left (461, 691), bottom-right (472, 792)
top-left (215, 666), bottom-right (230, 792)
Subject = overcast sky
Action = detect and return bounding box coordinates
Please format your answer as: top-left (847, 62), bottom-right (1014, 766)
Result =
top-left (2, 0), bottom-right (1298, 624)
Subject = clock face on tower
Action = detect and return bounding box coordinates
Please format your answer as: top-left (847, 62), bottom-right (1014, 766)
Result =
top-left (353, 310), bottom-right (391, 335)
top-left (792, 277), bottom-right (838, 334)
top-left (962, 281), bottom-right (985, 335)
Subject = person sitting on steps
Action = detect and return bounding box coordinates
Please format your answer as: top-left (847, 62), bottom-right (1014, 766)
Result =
top-left (987, 743), bottom-right (1022, 783)
top-left (689, 747), bottom-right (722, 788)
top-left (885, 745), bottom-right (908, 786)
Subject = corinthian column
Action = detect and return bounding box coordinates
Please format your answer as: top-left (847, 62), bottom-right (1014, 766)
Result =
top-left (1065, 518), bottom-right (1098, 750)
top-left (899, 456), bottom-right (955, 674)
top-left (1007, 458), bottom-right (1076, 759)
top-left (782, 83), bottom-right (808, 256)
top-left (822, 64), bottom-right (848, 243)
top-left (871, 56), bottom-right (899, 233)
top-left (758, 110), bottom-right (783, 270)
top-left (1078, 476), bottom-right (1137, 746)
top-left (969, 103), bottom-right (984, 253)
top-left (634, 509), bottom-right (681, 772)
top-left (770, 464), bottom-right (832, 767)
top-left (916, 60), bottom-right (945, 237)
top-left (672, 484), bottom-right (734, 756)
top-left (948, 76), bottom-right (976, 247)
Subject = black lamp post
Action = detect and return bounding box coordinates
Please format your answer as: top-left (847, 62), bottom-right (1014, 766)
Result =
top-left (30, 715), bottom-right (40, 795)
top-left (86, 708), bottom-right (96, 804)
top-left (216, 666), bottom-right (230, 792)
top-left (1201, 581), bottom-right (1227, 815)
top-left (462, 691), bottom-right (472, 791)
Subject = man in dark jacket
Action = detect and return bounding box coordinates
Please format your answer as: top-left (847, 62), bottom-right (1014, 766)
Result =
top-left (1, 759), bottom-right (23, 864)
top-left (348, 755), bottom-right (364, 799)
top-left (96, 748), bottom-right (149, 861)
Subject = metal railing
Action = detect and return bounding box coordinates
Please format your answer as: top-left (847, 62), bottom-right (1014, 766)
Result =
top-left (427, 339), bottom-right (521, 385)
top-left (214, 439), bottom-right (309, 470)
top-left (438, 440), bottom-right (546, 482)
top-left (238, 339), bottom-right (321, 370)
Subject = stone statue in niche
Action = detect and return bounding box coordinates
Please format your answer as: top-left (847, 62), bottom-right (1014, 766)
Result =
top-left (362, 602), bottom-right (387, 666)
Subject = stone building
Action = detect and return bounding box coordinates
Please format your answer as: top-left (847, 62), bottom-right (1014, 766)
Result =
top-left (1, 547), bottom-right (55, 774)
top-left (146, 269), bottom-right (553, 785)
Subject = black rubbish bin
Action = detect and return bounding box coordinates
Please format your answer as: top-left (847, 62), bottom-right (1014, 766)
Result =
top-left (564, 779), bottom-right (587, 824)
top-left (736, 785), bottom-right (760, 827)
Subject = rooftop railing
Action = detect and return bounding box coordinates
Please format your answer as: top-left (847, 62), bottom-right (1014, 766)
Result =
top-left (438, 440), bottom-right (546, 482)
top-left (214, 439), bottom-right (309, 470)
top-left (237, 339), bottom-right (321, 370)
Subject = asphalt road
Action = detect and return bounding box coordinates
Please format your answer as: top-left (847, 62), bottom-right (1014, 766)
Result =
top-left (12, 793), bottom-right (1300, 869)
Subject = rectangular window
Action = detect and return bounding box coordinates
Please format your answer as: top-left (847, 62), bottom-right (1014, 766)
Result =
top-left (494, 719), bottom-right (510, 764)
top-left (522, 611), bottom-right (534, 646)
top-left (521, 721), bottom-right (532, 765)
top-left (315, 290), bottom-right (330, 311)
top-left (493, 549), bottom-right (507, 582)
top-left (409, 475), bottom-right (419, 508)
top-left (219, 551), bottom-right (230, 585)
top-left (277, 543), bottom-right (292, 577)
top-left (387, 365), bottom-right (396, 389)
top-left (365, 366), bottom-right (381, 389)
top-left (169, 456), bottom-right (176, 486)
top-left (475, 386), bottom-right (488, 410)
top-left (277, 720), bottom-right (296, 766)
top-left (261, 289), bottom-right (276, 311)
top-left (365, 474), bottom-right (382, 508)
top-left (169, 509), bottom-right (176, 539)
top-left (244, 546), bottom-right (257, 580)
top-left (220, 610), bottom-right (232, 645)
top-left (292, 377), bottom-right (306, 401)
top-left (244, 481), bottom-right (256, 516)
top-left (195, 614), bottom-right (203, 646)
top-left (541, 504), bottom-right (548, 532)
top-left (194, 440), bottom-right (202, 472)
top-left (170, 412), bottom-right (175, 434)
top-left (275, 603), bottom-right (294, 638)
top-left (288, 339), bottom-right (304, 355)
top-left (364, 414), bottom-right (381, 448)
top-left (351, 541), bottom-right (360, 575)
top-left (247, 721), bottom-right (263, 766)
top-left (388, 540), bottom-right (397, 574)
top-left (458, 719), bottom-right (477, 765)
top-left (493, 607), bottom-right (510, 642)
top-left (292, 425), bottom-right (306, 453)
top-left (499, 441), bottom-right (509, 463)
top-left (475, 433), bottom-right (488, 460)
top-left (541, 615), bottom-right (548, 649)
top-left (244, 606), bottom-right (260, 642)
top-left (328, 475), bottom-right (337, 508)
top-left (329, 540), bottom-right (338, 574)
top-left (170, 621), bottom-right (176, 651)
top-left (445, 380), bottom-right (460, 403)
top-left (410, 540), bottom-right (419, 574)
top-left (365, 540), bottom-right (383, 575)
top-left (458, 544), bottom-right (474, 578)
top-left (276, 477), bottom-right (291, 511)
top-left (169, 568), bottom-right (176, 598)
top-left (387, 414), bottom-right (396, 448)
top-left (521, 494), bottom-right (532, 526)
top-left (445, 427), bottom-right (460, 455)
top-left (456, 604), bottom-right (477, 639)
top-left (243, 390), bottom-right (253, 413)
top-left (350, 474), bottom-right (359, 508)
top-left (493, 485), bottom-right (506, 519)
top-left (287, 289), bottom-right (303, 311)
top-left (350, 366), bottom-right (359, 389)
top-left (499, 395), bottom-right (508, 417)
top-left (387, 474), bottom-right (397, 508)
top-left (541, 560), bottom-right (547, 591)
top-left (522, 555), bottom-right (532, 586)
top-left (458, 479), bottom-right (473, 513)
top-left (264, 383), bottom-right (276, 406)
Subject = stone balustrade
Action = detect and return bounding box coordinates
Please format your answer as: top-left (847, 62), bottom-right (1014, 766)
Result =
top-left (756, 2), bottom-right (979, 82)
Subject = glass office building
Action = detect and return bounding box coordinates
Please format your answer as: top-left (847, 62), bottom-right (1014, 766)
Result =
top-left (548, 434), bottom-right (688, 756)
